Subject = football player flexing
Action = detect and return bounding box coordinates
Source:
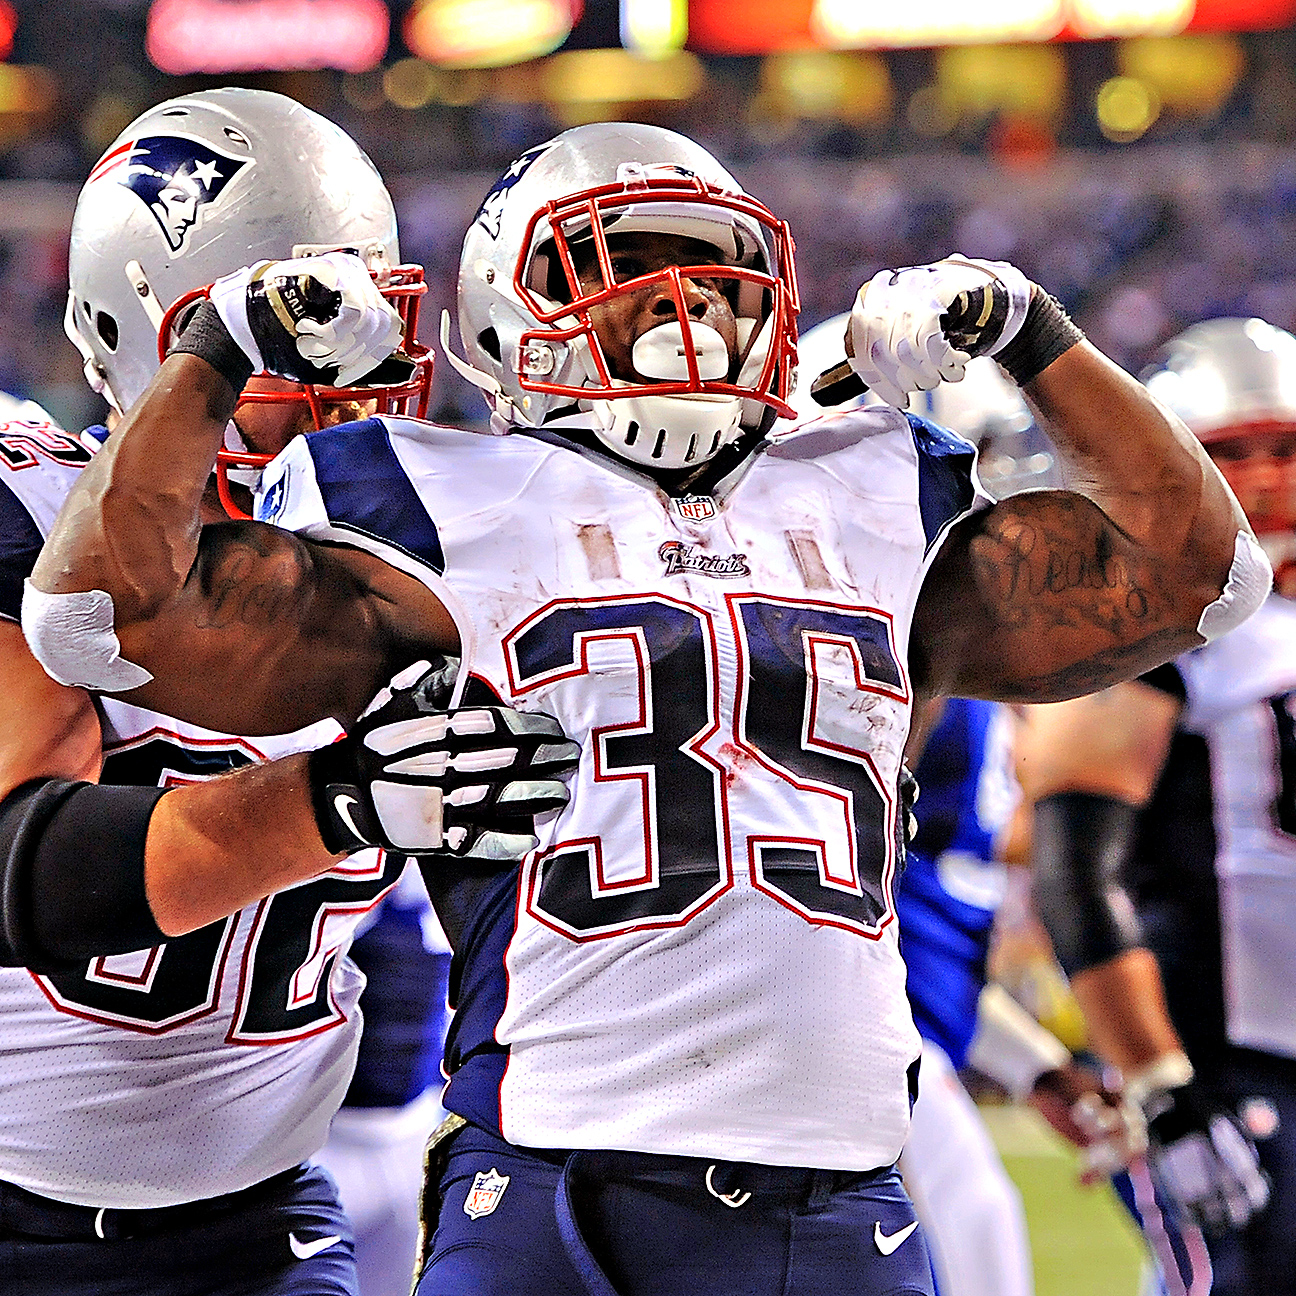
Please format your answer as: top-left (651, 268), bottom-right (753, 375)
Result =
top-left (30, 124), bottom-right (1264, 1295)
top-left (797, 320), bottom-right (1148, 1296)
top-left (1021, 317), bottom-right (1296, 1296)
top-left (0, 91), bottom-right (570, 1296)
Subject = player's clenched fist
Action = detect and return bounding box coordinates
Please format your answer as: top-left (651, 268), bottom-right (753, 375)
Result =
top-left (208, 249), bottom-right (403, 387)
top-left (308, 658), bottom-right (580, 864)
top-left (846, 256), bottom-right (1033, 409)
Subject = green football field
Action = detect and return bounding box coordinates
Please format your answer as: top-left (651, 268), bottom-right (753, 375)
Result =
top-left (980, 1106), bottom-right (1149, 1296)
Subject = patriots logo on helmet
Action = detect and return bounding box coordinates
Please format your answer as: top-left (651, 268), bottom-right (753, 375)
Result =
top-left (88, 134), bottom-right (252, 254)
top-left (473, 142), bottom-right (553, 241)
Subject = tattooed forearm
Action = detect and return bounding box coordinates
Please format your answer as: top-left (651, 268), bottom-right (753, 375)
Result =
top-left (192, 523), bottom-right (315, 631)
top-left (986, 626), bottom-right (1192, 702)
top-left (967, 494), bottom-right (1171, 640)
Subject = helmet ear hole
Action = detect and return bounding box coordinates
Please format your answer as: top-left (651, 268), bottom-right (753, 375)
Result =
top-left (95, 311), bottom-right (119, 352)
top-left (477, 327), bottom-right (502, 362)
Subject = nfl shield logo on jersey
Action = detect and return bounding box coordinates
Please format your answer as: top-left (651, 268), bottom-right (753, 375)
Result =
top-left (674, 495), bottom-right (716, 522)
top-left (464, 1167), bottom-right (510, 1219)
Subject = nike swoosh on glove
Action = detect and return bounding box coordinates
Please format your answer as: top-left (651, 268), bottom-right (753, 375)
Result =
top-left (308, 659), bottom-right (580, 865)
top-left (846, 255), bottom-right (1032, 409)
top-left (208, 249), bottom-right (403, 387)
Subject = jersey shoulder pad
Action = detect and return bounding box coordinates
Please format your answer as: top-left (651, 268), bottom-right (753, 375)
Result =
top-left (255, 416), bottom-right (444, 574)
top-left (768, 403), bottom-right (910, 458)
top-left (905, 413), bottom-right (990, 553)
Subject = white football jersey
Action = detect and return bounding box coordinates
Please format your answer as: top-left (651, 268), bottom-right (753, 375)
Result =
top-left (0, 413), bottom-right (402, 1208)
top-left (258, 405), bottom-right (990, 1171)
top-left (1174, 595), bottom-right (1296, 1060)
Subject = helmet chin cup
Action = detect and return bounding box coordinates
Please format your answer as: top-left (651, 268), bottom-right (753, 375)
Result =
top-left (591, 389), bottom-right (743, 469)
top-left (632, 321), bottom-right (729, 382)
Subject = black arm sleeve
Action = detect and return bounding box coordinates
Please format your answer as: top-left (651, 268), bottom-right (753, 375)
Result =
top-left (1031, 791), bottom-right (1144, 977)
top-left (0, 778), bottom-right (170, 971)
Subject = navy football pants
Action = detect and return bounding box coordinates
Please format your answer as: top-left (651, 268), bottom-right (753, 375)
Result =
top-left (0, 1163), bottom-right (357, 1295)
top-left (417, 1124), bottom-right (935, 1296)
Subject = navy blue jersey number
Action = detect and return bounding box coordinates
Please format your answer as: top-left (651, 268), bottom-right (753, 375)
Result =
top-left (33, 733), bottom-right (396, 1036)
top-left (506, 595), bottom-right (905, 940)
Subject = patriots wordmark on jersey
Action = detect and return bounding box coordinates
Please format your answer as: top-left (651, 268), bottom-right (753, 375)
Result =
top-left (256, 401), bottom-right (990, 1172)
top-left (0, 416), bottom-right (404, 1209)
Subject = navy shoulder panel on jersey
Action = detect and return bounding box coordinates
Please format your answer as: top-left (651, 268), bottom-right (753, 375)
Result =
top-left (304, 417), bottom-right (445, 574)
top-left (1138, 662), bottom-right (1187, 701)
top-left (0, 477), bottom-right (43, 621)
top-left (906, 414), bottom-right (979, 552)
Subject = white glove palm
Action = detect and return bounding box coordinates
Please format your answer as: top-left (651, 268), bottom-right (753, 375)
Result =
top-left (209, 249), bottom-right (403, 388)
top-left (847, 256), bottom-right (1032, 409)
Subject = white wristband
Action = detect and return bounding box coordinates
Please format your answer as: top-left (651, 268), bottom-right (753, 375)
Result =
top-left (967, 983), bottom-right (1071, 1100)
top-left (1125, 1050), bottom-right (1194, 1111)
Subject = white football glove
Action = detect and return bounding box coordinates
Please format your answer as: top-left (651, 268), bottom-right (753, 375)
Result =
top-left (846, 256), bottom-right (1033, 409)
top-left (209, 249), bottom-right (403, 388)
top-left (309, 659), bottom-right (580, 864)
top-left (1129, 1053), bottom-right (1271, 1235)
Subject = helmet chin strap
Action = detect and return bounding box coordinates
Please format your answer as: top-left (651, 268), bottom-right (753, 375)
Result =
top-left (439, 309), bottom-right (517, 420)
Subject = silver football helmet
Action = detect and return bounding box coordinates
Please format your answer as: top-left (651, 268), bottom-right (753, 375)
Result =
top-left (1142, 317), bottom-right (1296, 442)
top-left (66, 87), bottom-right (430, 435)
top-left (1143, 317), bottom-right (1296, 542)
top-left (922, 356), bottom-right (1062, 496)
top-left (447, 122), bottom-right (799, 471)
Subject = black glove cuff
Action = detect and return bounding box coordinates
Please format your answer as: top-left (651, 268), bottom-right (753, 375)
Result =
top-left (307, 740), bottom-right (379, 856)
top-left (996, 288), bottom-right (1085, 387)
top-left (168, 300), bottom-right (256, 395)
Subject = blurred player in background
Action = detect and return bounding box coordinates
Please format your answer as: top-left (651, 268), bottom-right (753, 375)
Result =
top-left (315, 863), bottom-right (454, 1296)
top-left (0, 89), bottom-right (563, 1296)
top-left (1022, 317), bottom-right (1296, 1296)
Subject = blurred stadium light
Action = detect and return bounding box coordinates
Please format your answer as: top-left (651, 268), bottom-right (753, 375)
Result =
top-left (146, 0), bottom-right (389, 73)
top-left (404, 0), bottom-right (579, 66)
top-left (757, 51), bottom-right (892, 122)
top-left (621, 0), bottom-right (687, 57)
top-left (540, 46), bottom-right (702, 101)
top-left (1118, 32), bottom-right (1246, 111)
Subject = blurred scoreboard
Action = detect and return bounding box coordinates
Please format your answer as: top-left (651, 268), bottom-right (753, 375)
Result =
top-left (687, 0), bottom-right (1296, 53)
top-left (143, 0), bottom-right (1296, 75)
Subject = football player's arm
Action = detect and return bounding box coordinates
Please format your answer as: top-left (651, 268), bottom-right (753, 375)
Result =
top-left (0, 618), bottom-right (343, 962)
top-left (1018, 680), bottom-right (1270, 1232)
top-left (1015, 680), bottom-right (1184, 1074)
top-left (29, 275), bottom-right (457, 734)
top-left (4, 657), bottom-right (574, 961)
top-left (916, 340), bottom-right (1257, 703)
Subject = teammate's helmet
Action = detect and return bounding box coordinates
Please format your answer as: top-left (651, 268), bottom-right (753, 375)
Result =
top-left (451, 122), bottom-right (799, 471)
top-left (66, 88), bottom-right (431, 508)
top-left (922, 356), bottom-right (1062, 496)
top-left (1142, 317), bottom-right (1296, 537)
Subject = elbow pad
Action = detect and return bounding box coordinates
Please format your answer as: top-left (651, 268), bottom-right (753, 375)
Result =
top-left (1197, 531), bottom-right (1271, 642)
top-left (20, 580), bottom-right (153, 692)
top-left (1032, 791), bottom-right (1143, 977)
top-left (0, 778), bottom-right (169, 971)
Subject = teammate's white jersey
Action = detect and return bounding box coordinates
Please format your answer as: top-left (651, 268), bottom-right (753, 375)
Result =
top-left (258, 405), bottom-right (989, 1171)
top-left (0, 413), bottom-right (401, 1208)
top-left (1175, 595), bottom-right (1296, 1060)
